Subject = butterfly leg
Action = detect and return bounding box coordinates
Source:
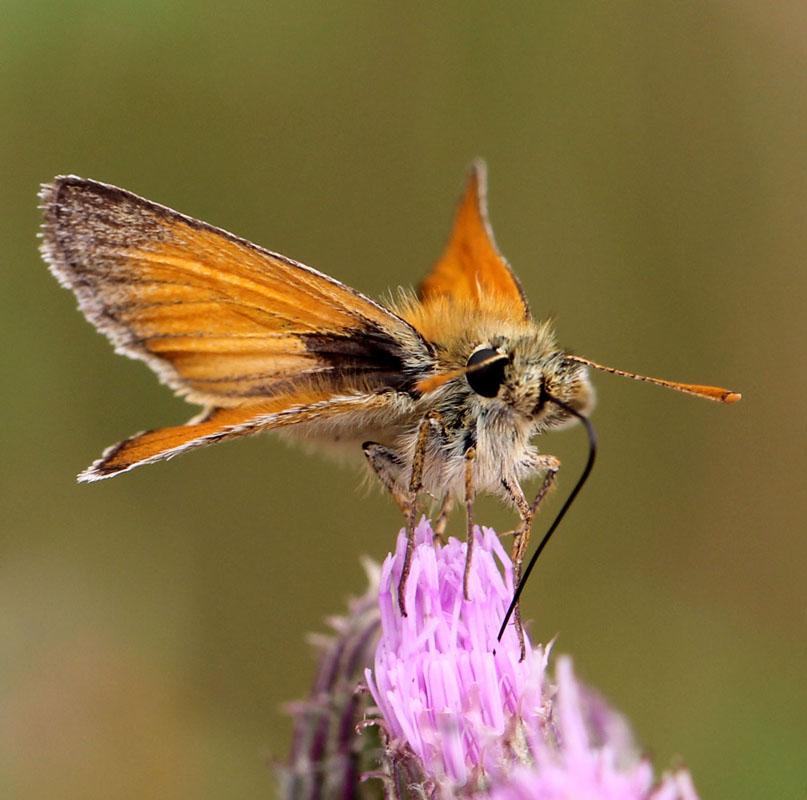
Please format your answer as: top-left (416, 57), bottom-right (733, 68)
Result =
top-left (463, 446), bottom-right (477, 601)
top-left (500, 476), bottom-right (532, 657)
top-left (362, 442), bottom-right (411, 516)
top-left (398, 411), bottom-right (450, 615)
top-left (501, 455), bottom-right (560, 658)
top-left (363, 411), bottom-right (449, 615)
top-left (528, 456), bottom-right (560, 514)
top-left (510, 456), bottom-right (561, 575)
top-left (433, 493), bottom-right (454, 542)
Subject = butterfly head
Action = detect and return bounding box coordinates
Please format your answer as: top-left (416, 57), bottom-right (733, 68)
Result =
top-left (461, 330), bottom-right (596, 433)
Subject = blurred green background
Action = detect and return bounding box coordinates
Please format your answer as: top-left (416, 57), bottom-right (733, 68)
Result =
top-left (2, 1), bottom-right (805, 797)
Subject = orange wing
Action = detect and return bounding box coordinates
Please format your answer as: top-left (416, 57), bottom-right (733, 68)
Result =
top-left (41, 176), bottom-right (432, 407)
top-left (77, 392), bottom-right (395, 482)
top-left (418, 160), bottom-right (530, 319)
top-left (40, 176), bottom-right (434, 479)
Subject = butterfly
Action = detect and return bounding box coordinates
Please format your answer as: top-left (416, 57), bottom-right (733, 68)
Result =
top-left (40, 161), bottom-right (740, 626)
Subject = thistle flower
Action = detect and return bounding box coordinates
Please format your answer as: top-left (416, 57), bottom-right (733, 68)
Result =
top-left (364, 520), bottom-right (699, 799)
top-left (477, 657), bottom-right (699, 800)
top-left (280, 559), bottom-right (383, 800)
top-left (282, 520), bottom-right (699, 800)
top-left (365, 519), bottom-right (546, 791)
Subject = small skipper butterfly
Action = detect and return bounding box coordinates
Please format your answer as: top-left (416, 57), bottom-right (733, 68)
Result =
top-left (40, 162), bottom-right (740, 625)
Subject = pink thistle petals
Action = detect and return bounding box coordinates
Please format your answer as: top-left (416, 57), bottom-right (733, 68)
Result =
top-left (365, 520), bottom-right (699, 800)
top-left (366, 519), bottom-right (546, 790)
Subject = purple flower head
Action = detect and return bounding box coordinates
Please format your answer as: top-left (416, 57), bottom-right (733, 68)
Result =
top-left (365, 520), bottom-right (699, 800)
top-left (480, 657), bottom-right (699, 800)
top-left (366, 518), bottom-right (547, 789)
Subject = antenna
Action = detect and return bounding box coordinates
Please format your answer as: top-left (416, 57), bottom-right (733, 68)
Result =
top-left (565, 355), bottom-right (741, 403)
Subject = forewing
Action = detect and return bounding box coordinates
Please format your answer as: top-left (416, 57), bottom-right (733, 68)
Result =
top-left (418, 161), bottom-right (530, 319)
top-left (40, 176), bottom-right (432, 406)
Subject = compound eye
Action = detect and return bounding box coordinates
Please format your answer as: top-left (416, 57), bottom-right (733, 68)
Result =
top-left (466, 347), bottom-right (508, 398)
